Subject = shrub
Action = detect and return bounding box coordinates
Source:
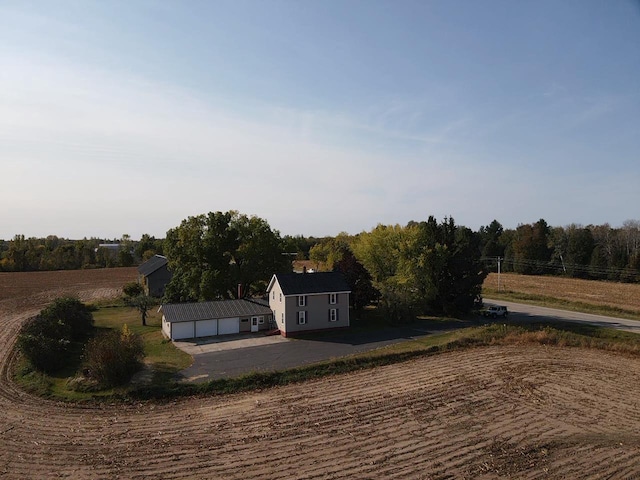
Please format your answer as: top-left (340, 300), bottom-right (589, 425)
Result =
top-left (83, 325), bottom-right (145, 387)
top-left (17, 315), bottom-right (72, 373)
top-left (41, 297), bottom-right (94, 340)
top-left (123, 281), bottom-right (144, 298)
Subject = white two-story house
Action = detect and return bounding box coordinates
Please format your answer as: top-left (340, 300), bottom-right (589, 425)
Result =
top-left (267, 272), bottom-right (351, 337)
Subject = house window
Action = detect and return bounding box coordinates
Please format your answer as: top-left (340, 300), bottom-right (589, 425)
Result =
top-left (298, 295), bottom-right (306, 307)
top-left (272, 291), bottom-right (275, 300)
top-left (258, 316), bottom-right (265, 324)
top-left (281, 312), bottom-right (284, 324)
top-left (329, 308), bottom-right (338, 322)
top-left (279, 293), bottom-right (282, 302)
top-left (329, 293), bottom-right (337, 304)
top-left (298, 311), bottom-right (307, 325)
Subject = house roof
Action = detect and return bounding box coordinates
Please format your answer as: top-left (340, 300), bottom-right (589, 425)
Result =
top-left (161, 298), bottom-right (272, 323)
top-left (138, 255), bottom-right (168, 276)
top-left (268, 272), bottom-right (351, 296)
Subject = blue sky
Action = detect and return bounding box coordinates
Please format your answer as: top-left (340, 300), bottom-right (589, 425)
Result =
top-left (1, 0), bottom-right (639, 239)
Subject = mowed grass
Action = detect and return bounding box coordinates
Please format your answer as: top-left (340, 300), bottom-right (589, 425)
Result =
top-left (483, 272), bottom-right (640, 320)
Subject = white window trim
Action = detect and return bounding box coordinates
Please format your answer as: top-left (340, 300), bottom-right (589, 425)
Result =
top-left (329, 308), bottom-right (338, 322)
top-left (258, 316), bottom-right (265, 324)
top-left (329, 293), bottom-right (337, 304)
top-left (298, 295), bottom-right (306, 307)
top-left (298, 310), bottom-right (307, 325)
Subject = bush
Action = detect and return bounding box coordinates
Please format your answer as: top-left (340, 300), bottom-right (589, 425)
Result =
top-left (83, 325), bottom-right (145, 387)
top-left (41, 297), bottom-right (94, 340)
top-left (123, 282), bottom-right (144, 298)
top-left (17, 315), bottom-right (72, 373)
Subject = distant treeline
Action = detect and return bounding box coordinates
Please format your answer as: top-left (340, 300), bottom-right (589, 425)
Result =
top-left (0, 234), bottom-right (164, 272)
top-left (2, 219), bottom-right (640, 283)
top-left (477, 219), bottom-right (640, 282)
top-left (285, 219), bottom-right (640, 283)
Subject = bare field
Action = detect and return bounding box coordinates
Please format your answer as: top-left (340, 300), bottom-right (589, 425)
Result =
top-left (484, 272), bottom-right (640, 313)
top-left (0, 267), bottom-right (138, 314)
top-left (1, 269), bottom-right (640, 478)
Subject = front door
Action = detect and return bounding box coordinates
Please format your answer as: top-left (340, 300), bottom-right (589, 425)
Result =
top-left (251, 316), bottom-right (259, 332)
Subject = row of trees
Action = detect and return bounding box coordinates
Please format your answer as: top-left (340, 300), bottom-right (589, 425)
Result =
top-left (4, 216), bottom-right (639, 285)
top-left (161, 212), bottom-right (484, 321)
top-left (0, 234), bottom-right (164, 272)
top-left (308, 217), bottom-right (485, 321)
top-left (479, 219), bottom-right (640, 281)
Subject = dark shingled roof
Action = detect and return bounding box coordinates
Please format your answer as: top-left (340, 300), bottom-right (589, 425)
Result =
top-left (161, 298), bottom-right (272, 323)
top-left (138, 255), bottom-right (168, 276)
top-left (274, 272), bottom-right (350, 296)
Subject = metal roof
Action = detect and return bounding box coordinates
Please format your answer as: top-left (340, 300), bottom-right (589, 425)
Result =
top-left (161, 298), bottom-right (272, 323)
top-left (269, 272), bottom-right (351, 296)
top-left (138, 255), bottom-right (168, 276)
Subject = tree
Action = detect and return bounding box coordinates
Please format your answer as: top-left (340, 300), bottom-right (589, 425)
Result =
top-left (229, 212), bottom-right (292, 297)
top-left (479, 220), bottom-right (505, 258)
top-left (163, 211), bottom-right (291, 302)
top-left (40, 296), bottom-right (94, 340)
top-left (17, 297), bottom-right (94, 373)
top-left (333, 248), bottom-right (379, 311)
top-left (512, 219), bottom-right (552, 275)
top-left (17, 315), bottom-right (72, 373)
top-left (352, 217), bottom-right (486, 320)
top-left (126, 294), bottom-right (154, 326)
top-left (123, 282), bottom-right (153, 325)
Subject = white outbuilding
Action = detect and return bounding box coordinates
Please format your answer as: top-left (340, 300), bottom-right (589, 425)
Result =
top-left (160, 299), bottom-right (274, 340)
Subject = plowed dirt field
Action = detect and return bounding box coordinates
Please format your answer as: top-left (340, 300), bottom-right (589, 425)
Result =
top-left (1, 269), bottom-right (640, 479)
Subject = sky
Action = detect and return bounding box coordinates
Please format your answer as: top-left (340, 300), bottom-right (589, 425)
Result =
top-left (1, 0), bottom-right (639, 240)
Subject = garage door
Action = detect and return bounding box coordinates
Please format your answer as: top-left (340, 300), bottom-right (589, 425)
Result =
top-left (218, 317), bottom-right (240, 335)
top-left (172, 321), bottom-right (195, 340)
top-left (195, 319), bottom-right (218, 337)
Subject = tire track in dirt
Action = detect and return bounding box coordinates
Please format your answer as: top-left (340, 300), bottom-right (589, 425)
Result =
top-left (1, 270), bottom-right (640, 478)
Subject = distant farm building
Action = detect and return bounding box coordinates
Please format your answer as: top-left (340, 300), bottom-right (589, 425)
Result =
top-left (138, 254), bottom-right (172, 297)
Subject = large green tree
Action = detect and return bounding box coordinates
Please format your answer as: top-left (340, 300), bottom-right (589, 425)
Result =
top-left (163, 211), bottom-right (290, 302)
top-left (352, 217), bottom-right (486, 320)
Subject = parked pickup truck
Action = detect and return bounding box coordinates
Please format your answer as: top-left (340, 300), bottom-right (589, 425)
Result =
top-left (482, 305), bottom-right (509, 318)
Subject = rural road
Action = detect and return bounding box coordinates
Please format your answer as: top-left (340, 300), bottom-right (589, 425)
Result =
top-left (484, 298), bottom-right (640, 333)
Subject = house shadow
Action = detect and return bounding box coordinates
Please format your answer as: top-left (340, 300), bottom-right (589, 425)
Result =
top-left (295, 319), bottom-right (474, 346)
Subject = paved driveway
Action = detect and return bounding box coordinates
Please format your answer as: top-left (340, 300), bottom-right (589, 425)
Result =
top-left (175, 326), bottom-right (442, 382)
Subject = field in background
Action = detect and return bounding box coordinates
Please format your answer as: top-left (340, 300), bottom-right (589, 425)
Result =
top-left (483, 272), bottom-right (640, 316)
top-left (0, 267), bottom-right (138, 314)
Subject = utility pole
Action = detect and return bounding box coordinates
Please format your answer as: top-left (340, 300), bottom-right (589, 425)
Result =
top-left (497, 256), bottom-right (502, 292)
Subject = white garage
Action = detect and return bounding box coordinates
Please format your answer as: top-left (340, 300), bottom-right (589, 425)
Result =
top-left (160, 299), bottom-right (273, 341)
top-left (195, 319), bottom-right (218, 337)
top-left (217, 317), bottom-right (240, 335)
top-left (171, 321), bottom-right (195, 340)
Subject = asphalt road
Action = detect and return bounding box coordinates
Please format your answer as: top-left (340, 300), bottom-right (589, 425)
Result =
top-left (483, 298), bottom-right (640, 333)
top-left (177, 301), bottom-right (639, 382)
